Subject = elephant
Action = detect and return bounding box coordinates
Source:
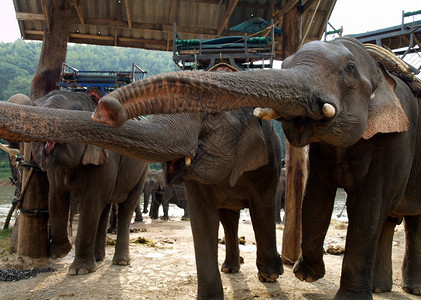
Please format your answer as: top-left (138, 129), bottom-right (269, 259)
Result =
top-left (275, 168), bottom-right (286, 224)
top-left (0, 95), bottom-right (283, 298)
top-left (81, 36), bottom-right (421, 299)
top-left (9, 91), bottom-right (149, 275)
top-left (139, 168), bottom-right (166, 216)
top-left (149, 182), bottom-right (189, 220)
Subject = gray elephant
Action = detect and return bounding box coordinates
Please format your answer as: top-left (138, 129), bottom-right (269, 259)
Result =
top-left (149, 181), bottom-right (189, 220)
top-left (86, 37), bottom-right (421, 299)
top-left (0, 98), bottom-right (283, 298)
top-left (140, 168), bottom-right (166, 215)
top-left (10, 91), bottom-right (148, 275)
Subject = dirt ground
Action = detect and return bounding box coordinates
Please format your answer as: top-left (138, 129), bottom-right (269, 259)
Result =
top-left (0, 210), bottom-right (418, 300)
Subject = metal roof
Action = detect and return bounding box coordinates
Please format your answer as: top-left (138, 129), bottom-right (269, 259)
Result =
top-left (13, 0), bottom-right (337, 58)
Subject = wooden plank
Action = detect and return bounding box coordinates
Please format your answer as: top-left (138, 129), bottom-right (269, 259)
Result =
top-left (217, 0), bottom-right (239, 36)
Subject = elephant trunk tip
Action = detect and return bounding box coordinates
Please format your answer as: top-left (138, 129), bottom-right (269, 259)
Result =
top-left (92, 96), bottom-right (127, 127)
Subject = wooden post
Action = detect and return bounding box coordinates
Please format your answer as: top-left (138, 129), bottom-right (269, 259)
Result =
top-left (282, 142), bottom-right (308, 263)
top-left (17, 0), bottom-right (71, 258)
top-left (280, 2), bottom-right (309, 264)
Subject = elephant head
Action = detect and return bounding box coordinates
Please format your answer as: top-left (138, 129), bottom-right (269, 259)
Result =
top-left (92, 37), bottom-right (409, 148)
top-left (29, 91), bottom-right (109, 170)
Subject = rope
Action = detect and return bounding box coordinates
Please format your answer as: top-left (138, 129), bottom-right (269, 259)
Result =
top-left (300, 0), bottom-right (321, 47)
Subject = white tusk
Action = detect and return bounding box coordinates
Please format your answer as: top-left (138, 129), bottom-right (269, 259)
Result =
top-left (253, 108), bottom-right (281, 120)
top-left (0, 143), bottom-right (20, 155)
top-left (322, 103), bottom-right (336, 118)
top-left (185, 156), bottom-right (191, 166)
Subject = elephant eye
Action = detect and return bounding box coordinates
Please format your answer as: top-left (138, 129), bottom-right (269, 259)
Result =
top-left (345, 64), bottom-right (355, 73)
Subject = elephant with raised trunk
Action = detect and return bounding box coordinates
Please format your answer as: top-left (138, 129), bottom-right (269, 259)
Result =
top-left (84, 37), bottom-right (420, 299)
top-left (8, 91), bottom-right (149, 275)
top-left (0, 92), bottom-right (283, 298)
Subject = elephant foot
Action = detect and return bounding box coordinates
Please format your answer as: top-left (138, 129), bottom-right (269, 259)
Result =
top-left (134, 216), bottom-right (143, 222)
top-left (258, 270), bottom-right (281, 283)
top-left (112, 253), bottom-right (131, 266)
top-left (68, 259), bottom-right (97, 275)
top-left (143, 209), bottom-right (148, 214)
top-left (160, 216), bottom-right (169, 221)
top-left (372, 278), bottom-right (392, 293)
top-left (256, 253), bottom-right (283, 282)
top-left (221, 256), bottom-right (244, 273)
top-left (333, 287), bottom-right (373, 300)
top-left (293, 256), bottom-right (325, 282)
top-left (403, 285), bottom-right (421, 295)
top-left (49, 241), bottom-right (72, 259)
top-left (181, 216), bottom-right (190, 221)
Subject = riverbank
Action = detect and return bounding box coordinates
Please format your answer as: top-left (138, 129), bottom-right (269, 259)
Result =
top-left (0, 215), bottom-right (417, 300)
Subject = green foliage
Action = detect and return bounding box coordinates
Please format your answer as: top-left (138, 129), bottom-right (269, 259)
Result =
top-left (0, 160), bottom-right (11, 178)
top-left (0, 228), bottom-right (13, 257)
top-left (0, 40), bottom-right (176, 100)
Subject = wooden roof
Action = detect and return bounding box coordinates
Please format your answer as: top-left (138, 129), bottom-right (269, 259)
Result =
top-left (13, 0), bottom-right (336, 58)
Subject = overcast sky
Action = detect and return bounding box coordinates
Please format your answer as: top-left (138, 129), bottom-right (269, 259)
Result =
top-left (0, 1), bottom-right (418, 42)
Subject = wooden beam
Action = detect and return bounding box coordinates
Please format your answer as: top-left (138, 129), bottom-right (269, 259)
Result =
top-left (16, 12), bottom-right (45, 21)
top-left (166, 0), bottom-right (176, 51)
top-left (41, 0), bottom-right (50, 31)
top-left (125, 0), bottom-right (132, 28)
top-left (72, 0), bottom-right (85, 24)
top-left (217, 0), bottom-right (239, 36)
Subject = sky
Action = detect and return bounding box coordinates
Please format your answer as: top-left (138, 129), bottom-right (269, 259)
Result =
top-left (0, 0), bottom-right (419, 43)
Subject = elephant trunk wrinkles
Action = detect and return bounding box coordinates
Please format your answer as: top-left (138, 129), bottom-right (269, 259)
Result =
top-left (92, 69), bottom-right (324, 127)
top-left (0, 102), bottom-right (196, 163)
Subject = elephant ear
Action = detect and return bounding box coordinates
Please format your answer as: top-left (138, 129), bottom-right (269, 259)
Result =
top-left (363, 63), bottom-right (410, 140)
top-left (82, 144), bottom-right (109, 165)
top-left (229, 116), bottom-right (269, 187)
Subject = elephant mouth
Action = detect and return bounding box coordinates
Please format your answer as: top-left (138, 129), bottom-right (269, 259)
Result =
top-left (43, 141), bottom-right (56, 165)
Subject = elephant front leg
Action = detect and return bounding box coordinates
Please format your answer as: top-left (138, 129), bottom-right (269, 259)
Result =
top-left (112, 190), bottom-right (141, 266)
top-left (187, 184), bottom-right (223, 299)
top-left (402, 215), bottom-right (421, 295)
top-left (293, 170), bottom-right (336, 283)
top-left (249, 196), bottom-right (283, 282)
top-left (48, 188), bottom-right (72, 259)
top-left (219, 208), bottom-right (241, 273)
top-left (372, 217), bottom-right (399, 293)
top-left (69, 201), bottom-right (102, 275)
top-left (95, 204), bottom-right (111, 261)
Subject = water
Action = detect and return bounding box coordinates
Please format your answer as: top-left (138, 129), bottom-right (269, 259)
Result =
top-left (0, 186), bottom-right (348, 226)
top-left (0, 185), bottom-right (17, 226)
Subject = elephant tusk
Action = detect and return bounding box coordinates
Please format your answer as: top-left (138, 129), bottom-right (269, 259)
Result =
top-left (185, 156), bottom-right (192, 166)
top-left (322, 103), bottom-right (336, 118)
top-left (0, 144), bottom-right (20, 155)
top-left (253, 108), bottom-right (281, 120)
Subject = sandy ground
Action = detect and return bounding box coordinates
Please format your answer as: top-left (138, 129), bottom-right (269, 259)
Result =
top-left (0, 210), bottom-right (418, 300)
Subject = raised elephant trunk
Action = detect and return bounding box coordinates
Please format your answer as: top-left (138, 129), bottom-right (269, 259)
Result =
top-left (92, 69), bottom-right (334, 127)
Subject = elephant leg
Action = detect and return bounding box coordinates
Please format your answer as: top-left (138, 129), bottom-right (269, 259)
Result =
top-left (48, 187), bottom-right (72, 259)
top-left (69, 199), bottom-right (103, 275)
top-left (186, 183), bottom-right (223, 299)
top-left (333, 186), bottom-right (399, 300)
top-left (134, 201), bottom-right (143, 222)
top-left (293, 167), bottom-right (336, 283)
top-left (249, 193), bottom-right (283, 282)
top-left (113, 185), bottom-right (143, 266)
top-left (219, 208), bottom-right (241, 273)
top-left (402, 215), bottom-right (421, 295)
top-left (372, 216), bottom-right (399, 293)
top-left (107, 203), bottom-right (117, 233)
top-left (95, 203), bottom-right (111, 261)
top-left (143, 193), bottom-right (150, 213)
top-left (150, 192), bottom-right (161, 219)
top-left (161, 195), bottom-right (170, 220)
